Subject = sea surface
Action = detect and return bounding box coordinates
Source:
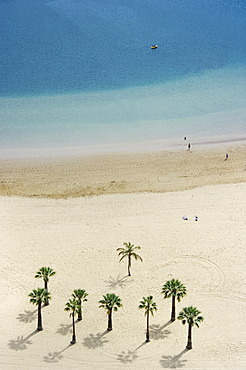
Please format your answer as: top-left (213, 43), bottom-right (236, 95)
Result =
top-left (0, 0), bottom-right (245, 157)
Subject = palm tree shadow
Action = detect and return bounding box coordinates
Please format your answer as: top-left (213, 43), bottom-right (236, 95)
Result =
top-left (133, 341), bottom-right (147, 352)
top-left (150, 322), bottom-right (172, 340)
top-left (56, 323), bottom-right (73, 336)
top-left (82, 331), bottom-right (109, 349)
top-left (43, 344), bottom-right (71, 363)
top-left (117, 350), bottom-right (138, 364)
top-left (105, 274), bottom-right (129, 289)
top-left (16, 309), bottom-right (38, 323)
top-left (161, 320), bottom-right (172, 329)
top-left (117, 342), bottom-right (146, 364)
top-left (160, 349), bottom-right (188, 368)
top-left (8, 330), bottom-right (38, 351)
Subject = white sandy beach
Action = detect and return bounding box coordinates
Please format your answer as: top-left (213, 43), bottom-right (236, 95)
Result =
top-left (0, 178), bottom-right (245, 368)
top-left (1, 1), bottom-right (245, 367)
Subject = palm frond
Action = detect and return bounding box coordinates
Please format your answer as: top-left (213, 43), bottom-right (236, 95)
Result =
top-left (117, 242), bottom-right (142, 271)
top-left (118, 254), bottom-right (127, 262)
top-left (29, 288), bottom-right (50, 305)
top-left (139, 296), bottom-right (157, 316)
top-left (73, 289), bottom-right (89, 301)
top-left (133, 253), bottom-right (143, 261)
top-left (35, 267), bottom-right (56, 281)
top-left (64, 298), bottom-right (80, 313)
top-left (116, 248), bottom-right (125, 252)
top-left (162, 279), bottom-right (186, 301)
top-left (178, 306), bottom-right (204, 327)
top-left (123, 242), bottom-right (131, 248)
top-left (98, 293), bottom-right (122, 311)
top-left (34, 271), bottom-right (42, 279)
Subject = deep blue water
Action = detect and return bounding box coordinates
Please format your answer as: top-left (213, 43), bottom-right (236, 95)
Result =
top-left (0, 0), bottom-right (245, 97)
top-left (0, 0), bottom-right (245, 156)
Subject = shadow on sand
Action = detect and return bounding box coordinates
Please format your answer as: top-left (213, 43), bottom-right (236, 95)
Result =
top-left (117, 350), bottom-right (138, 364)
top-left (56, 323), bottom-right (73, 336)
top-left (16, 309), bottom-right (38, 323)
top-left (160, 348), bottom-right (188, 368)
top-left (43, 344), bottom-right (71, 363)
top-left (116, 321), bottom-right (172, 364)
top-left (117, 342), bottom-right (146, 364)
top-left (8, 330), bottom-right (39, 351)
top-left (82, 331), bottom-right (109, 349)
top-left (150, 321), bottom-right (172, 340)
top-left (104, 274), bottom-right (129, 289)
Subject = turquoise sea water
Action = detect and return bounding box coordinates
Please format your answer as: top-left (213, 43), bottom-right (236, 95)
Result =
top-left (0, 0), bottom-right (245, 156)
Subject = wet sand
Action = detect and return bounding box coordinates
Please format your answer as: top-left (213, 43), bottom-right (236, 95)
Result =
top-left (0, 144), bottom-right (245, 198)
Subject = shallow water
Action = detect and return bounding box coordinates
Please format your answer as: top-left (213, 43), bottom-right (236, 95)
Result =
top-left (0, 0), bottom-right (245, 156)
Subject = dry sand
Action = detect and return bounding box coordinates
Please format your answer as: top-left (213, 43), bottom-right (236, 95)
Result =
top-left (0, 144), bottom-right (246, 369)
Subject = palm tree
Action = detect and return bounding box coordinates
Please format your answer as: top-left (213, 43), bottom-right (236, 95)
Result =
top-left (99, 293), bottom-right (122, 331)
top-left (116, 242), bottom-right (143, 276)
top-left (161, 279), bottom-right (187, 322)
top-left (72, 289), bottom-right (88, 321)
top-left (35, 267), bottom-right (56, 306)
top-left (178, 306), bottom-right (204, 350)
top-left (29, 288), bottom-right (51, 331)
top-left (64, 298), bottom-right (80, 344)
top-left (139, 296), bottom-right (157, 342)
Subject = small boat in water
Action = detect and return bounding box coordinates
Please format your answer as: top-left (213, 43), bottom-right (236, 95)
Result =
top-left (151, 44), bottom-right (158, 49)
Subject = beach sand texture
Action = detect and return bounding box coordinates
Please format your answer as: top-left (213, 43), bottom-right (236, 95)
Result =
top-left (0, 145), bottom-right (246, 369)
top-left (0, 145), bottom-right (246, 198)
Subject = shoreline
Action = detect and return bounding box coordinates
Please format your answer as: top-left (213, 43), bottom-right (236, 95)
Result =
top-left (0, 133), bottom-right (245, 159)
top-left (0, 143), bottom-right (245, 199)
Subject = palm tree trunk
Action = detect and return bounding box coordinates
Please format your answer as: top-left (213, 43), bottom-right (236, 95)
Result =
top-left (37, 302), bottom-right (43, 331)
top-left (146, 311), bottom-right (150, 342)
top-left (128, 255), bottom-right (131, 276)
top-left (107, 309), bottom-right (113, 331)
top-left (186, 324), bottom-right (192, 349)
top-left (71, 312), bottom-right (76, 344)
top-left (44, 280), bottom-right (49, 306)
top-left (171, 295), bottom-right (176, 321)
top-left (78, 299), bottom-right (82, 321)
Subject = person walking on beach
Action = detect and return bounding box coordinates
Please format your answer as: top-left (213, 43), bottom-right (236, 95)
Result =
top-left (225, 153), bottom-right (229, 160)
top-left (187, 143), bottom-right (191, 150)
